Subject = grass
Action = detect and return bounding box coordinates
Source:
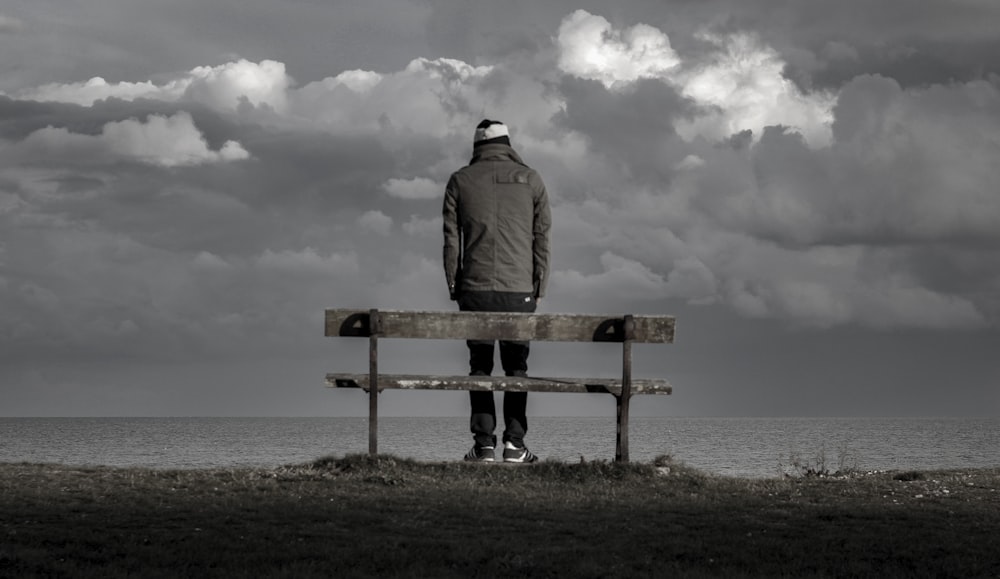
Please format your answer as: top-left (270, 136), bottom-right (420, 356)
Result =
top-left (1, 455), bottom-right (998, 578)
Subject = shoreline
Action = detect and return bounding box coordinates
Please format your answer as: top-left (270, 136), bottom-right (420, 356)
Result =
top-left (4, 415), bottom-right (998, 479)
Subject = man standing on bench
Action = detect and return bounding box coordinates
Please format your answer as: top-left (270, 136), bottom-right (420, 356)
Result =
top-left (443, 119), bottom-right (552, 463)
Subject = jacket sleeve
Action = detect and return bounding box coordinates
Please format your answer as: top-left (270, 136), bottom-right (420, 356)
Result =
top-left (531, 174), bottom-right (552, 298)
top-left (442, 174), bottom-right (461, 297)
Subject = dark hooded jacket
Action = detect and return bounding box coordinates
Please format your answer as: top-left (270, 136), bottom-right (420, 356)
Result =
top-left (443, 143), bottom-right (551, 298)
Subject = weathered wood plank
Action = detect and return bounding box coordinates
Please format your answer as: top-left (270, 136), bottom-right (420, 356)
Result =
top-left (325, 373), bottom-right (673, 396)
top-left (324, 309), bottom-right (675, 343)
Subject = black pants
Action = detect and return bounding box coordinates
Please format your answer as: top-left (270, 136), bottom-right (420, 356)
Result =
top-left (458, 290), bottom-right (536, 448)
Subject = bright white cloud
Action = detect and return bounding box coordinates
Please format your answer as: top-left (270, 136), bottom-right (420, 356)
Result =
top-left (22, 112), bottom-right (249, 166)
top-left (333, 70), bottom-right (384, 93)
top-left (12, 76), bottom-right (183, 106)
top-left (100, 113), bottom-right (250, 166)
top-left (675, 155), bottom-right (706, 171)
top-left (7, 53), bottom-right (503, 143)
top-left (676, 32), bottom-right (835, 146)
top-left (185, 59), bottom-right (291, 112)
top-left (10, 59), bottom-right (290, 112)
top-left (555, 11), bottom-right (834, 146)
top-left (557, 10), bottom-right (680, 88)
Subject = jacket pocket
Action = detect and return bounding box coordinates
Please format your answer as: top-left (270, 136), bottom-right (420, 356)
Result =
top-left (495, 171), bottom-right (531, 185)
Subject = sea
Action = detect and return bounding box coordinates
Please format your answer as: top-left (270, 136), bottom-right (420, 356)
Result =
top-left (1, 416), bottom-right (998, 479)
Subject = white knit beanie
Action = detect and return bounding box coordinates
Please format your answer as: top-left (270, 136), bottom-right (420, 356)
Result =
top-left (473, 119), bottom-right (510, 146)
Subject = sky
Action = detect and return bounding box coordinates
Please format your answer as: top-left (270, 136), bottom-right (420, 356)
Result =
top-left (1, 0), bottom-right (998, 418)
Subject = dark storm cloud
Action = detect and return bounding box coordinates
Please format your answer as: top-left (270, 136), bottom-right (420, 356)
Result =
top-left (1, 2), bottom-right (997, 417)
top-left (0, 100), bottom-right (395, 374)
top-left (553, 77), bottom-right (692, 183)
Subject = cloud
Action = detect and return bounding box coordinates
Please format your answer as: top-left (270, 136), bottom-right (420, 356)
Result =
top-left (676, 155), bottom-right (706, 170)
top-left (674, 32), bottom-right (835, 146)
top-left (185, 59), bottom-right (291, 112)
top-left (12, 77), bottom-right (184, 106)
top-left (256, 247), bottom-right (359, 276)
top-left (823, 40), bottom-right (860, 62)
top-left (370, 253), bottom-right (450, 309)
top-left (1, 6), bottom-right (996, 364)
top-left (291, 57), bottom-right (495, 136)
top-left (18, 282), bottom-right (59, 311)
top-left (664, 256), bottom-right (718, 303)
top-left (556, 9), bottom-right (680, 88)
top-left (551, 252), bottom-right (673, 304)
top-left (358, 210), bottom-right (393, 235)
top-left (382, 177), bottom-right (441, 200)
top-left (1, 225), bottom-right (363, 359)
top-left (1, 3), bottom-right (998, 419)
top-left (0, 13), bottom-right (24, 33)
top-left (10, 59), bottom-right (290, 112)
top-left (20, 111), bottom-right (249, 166)
top-left (859, 282), bottom-right (986, 330)
top-left (332, 70), bottom-right (384, 93)
top-left (723, 270), bottom-right (987, 330)
top-left (829, 75), bottom-right (1000, 242)
top-left (696, 75), bottom-right (1000, 248)
top-left (402, 215), bottom-right (441, 236)
top-left (555, 10), bottom-right (834, 147)
top-left (192, 251), bottom-right (233, 271)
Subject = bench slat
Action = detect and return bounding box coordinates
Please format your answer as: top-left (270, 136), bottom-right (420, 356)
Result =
top-left (326, 373), bottom-right (672, 396)
top-left (325, 309), bottom-right (675, 343)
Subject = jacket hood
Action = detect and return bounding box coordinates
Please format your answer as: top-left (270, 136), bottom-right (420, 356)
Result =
top-left (470, 143), bottom-right (527, 166)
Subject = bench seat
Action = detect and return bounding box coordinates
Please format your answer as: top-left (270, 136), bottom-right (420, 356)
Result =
top-left (324, 308), bottom-right (676, 461)
top-left (326, 373), bottom-right (672, 396)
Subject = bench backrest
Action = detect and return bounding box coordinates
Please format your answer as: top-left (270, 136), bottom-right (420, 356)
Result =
top-left (325, 309), bottom-right (675, 343)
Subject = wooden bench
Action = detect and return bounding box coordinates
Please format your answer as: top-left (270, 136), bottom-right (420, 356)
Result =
top-left (324, 309), bottom-right (675, 462)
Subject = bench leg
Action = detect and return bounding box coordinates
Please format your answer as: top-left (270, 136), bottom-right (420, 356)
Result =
top-left (369, 309), bottom-right (380, 456)
top-left (369, 384), bottom-right (378, 455)
top-left (616, 316), bottom-right (634, 463)
top-left (615, 393), bottom-right (630, 463)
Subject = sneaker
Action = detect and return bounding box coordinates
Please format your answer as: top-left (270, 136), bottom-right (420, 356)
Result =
top-left (502, 441), bottom-right (539, 463)
top-left (464, 445), bottom-right (495, 462)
